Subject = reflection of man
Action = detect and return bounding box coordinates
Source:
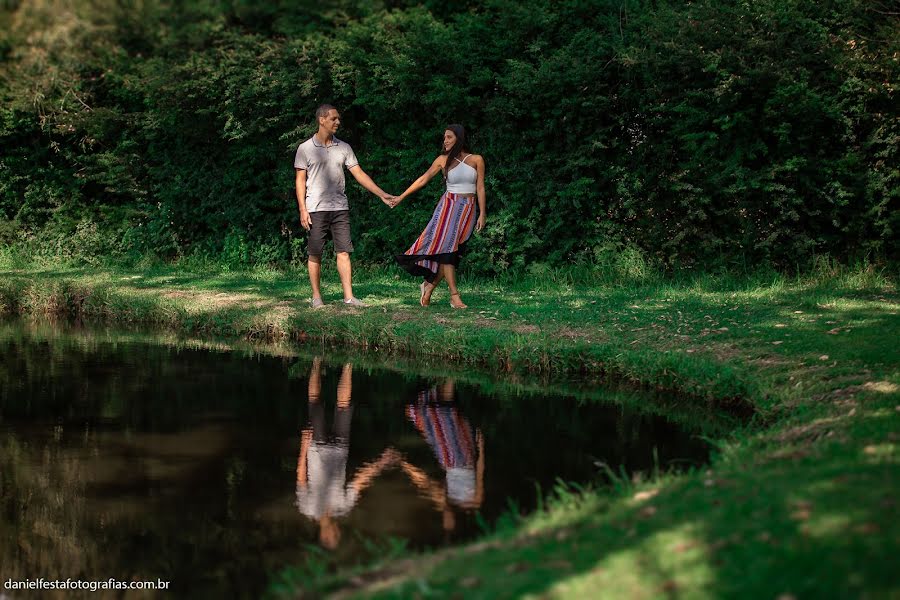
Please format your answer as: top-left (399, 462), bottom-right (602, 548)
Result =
top-left (401, 380), bottom-right (485, 534)
top-left (296, 359), bottom-right (398, 550)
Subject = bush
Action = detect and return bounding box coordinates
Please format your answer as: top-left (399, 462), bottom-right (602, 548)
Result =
top-left (0, 0), bottom-right (896, 271)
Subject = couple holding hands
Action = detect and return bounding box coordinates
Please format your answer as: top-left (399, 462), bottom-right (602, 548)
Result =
top-left (295, 104), bottom-right (486, 310)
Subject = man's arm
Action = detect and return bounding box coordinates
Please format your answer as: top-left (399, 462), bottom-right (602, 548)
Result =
top-left (348, 165), bottom-right (391, 203)
top-left (296, 169), bottom-right (311, 230)
top-left (347, 447), bottom-right (401, 493)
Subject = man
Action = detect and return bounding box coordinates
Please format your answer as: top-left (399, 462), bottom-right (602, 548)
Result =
top-left (294, 104), bottom-right (393, 308)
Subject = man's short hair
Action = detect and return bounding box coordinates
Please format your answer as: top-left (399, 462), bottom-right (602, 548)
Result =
top-left (316, 104), bottom-right (337, 120)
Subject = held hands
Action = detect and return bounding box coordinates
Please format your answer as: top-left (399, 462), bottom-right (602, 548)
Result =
top-left (374, 447), bottom-right (403, 469)
top-left (382, 447), bottom-right (403, 464)
top-left (379, 192), bottom-right (403, 209)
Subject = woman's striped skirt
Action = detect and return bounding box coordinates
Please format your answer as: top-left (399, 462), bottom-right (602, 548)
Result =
top-left (406, 388), bottom-right (476, 471)
top-left (395, 192), bottom-right (476, 282)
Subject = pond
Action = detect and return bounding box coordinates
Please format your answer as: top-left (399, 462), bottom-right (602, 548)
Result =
top-left (0, 320), bottom-right (711, 598)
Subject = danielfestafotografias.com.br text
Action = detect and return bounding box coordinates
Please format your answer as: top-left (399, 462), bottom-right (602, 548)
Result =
top-left (5, 578), bottom-right (170, 592)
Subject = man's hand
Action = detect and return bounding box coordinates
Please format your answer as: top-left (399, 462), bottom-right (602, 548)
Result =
top-left (300, 210), bottom-right (312, 231)
top-left (380, 193), bottom-right (396, 208)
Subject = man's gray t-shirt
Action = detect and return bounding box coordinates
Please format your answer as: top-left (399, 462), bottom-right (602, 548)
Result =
top-left (294, 136), bottom-right (359, 213)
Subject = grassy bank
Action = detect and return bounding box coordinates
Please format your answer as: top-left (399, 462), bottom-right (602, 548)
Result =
top-left (2, 261), bottom-right (898, 598)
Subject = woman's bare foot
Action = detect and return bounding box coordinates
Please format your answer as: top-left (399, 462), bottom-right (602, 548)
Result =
top-left (449, 292), bottom-right (467, 309)
top-left (420, 281), bottom-right (435, 307)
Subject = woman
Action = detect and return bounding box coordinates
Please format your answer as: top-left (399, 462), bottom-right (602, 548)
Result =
top-left (393, 125), bottom-right (486, 309)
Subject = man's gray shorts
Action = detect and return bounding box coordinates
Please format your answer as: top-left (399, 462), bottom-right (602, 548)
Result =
top-left (308, 210), bottom-right (354, 257)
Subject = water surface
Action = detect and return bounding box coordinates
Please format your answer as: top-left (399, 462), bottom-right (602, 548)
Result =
top-left (0, 321), bottom-right (708, 598)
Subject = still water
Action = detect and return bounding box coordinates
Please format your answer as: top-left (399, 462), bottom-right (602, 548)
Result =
top-left (0, 321), bottom-right (708, 598)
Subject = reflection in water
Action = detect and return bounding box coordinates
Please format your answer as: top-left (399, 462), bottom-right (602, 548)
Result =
top-left (295, 363), bottom-right (485, 549)
top-left (296, 359), bottom-right (399, 550)
top-left (0, 322), bottom-right (711, 597)
top-left (402, 380), bottom-right (484, 536)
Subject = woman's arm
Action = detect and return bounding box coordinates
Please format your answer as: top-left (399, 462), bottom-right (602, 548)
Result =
top-left (399, 460), bottom-right (447, 510)
top-left (395, 156), bottom-right (445, 205)
top-left (474, 155), bottom-right (486, 232)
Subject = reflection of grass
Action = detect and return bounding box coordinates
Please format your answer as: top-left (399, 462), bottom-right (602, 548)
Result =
top-left (0, 319), bottom-right (740, 436)
top-left (1, 262), bottom-right (899, 598)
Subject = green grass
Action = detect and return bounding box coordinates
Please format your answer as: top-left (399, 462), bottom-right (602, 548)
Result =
top-left (1, 259), bottom-right (898, 599)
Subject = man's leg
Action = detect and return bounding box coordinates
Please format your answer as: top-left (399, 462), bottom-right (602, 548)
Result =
top-left (334, 364), bottom-right (353, 441)
top-left (307, 212), bottom-right (327, 305)
top-left (309, 256), bottom-right (323, 300)
top-left (308, 357), bottom-right (326, 443)
top-left (331, 211), bottom-right (359, 303)
top-left (336, 252), bottom-right (353, 301)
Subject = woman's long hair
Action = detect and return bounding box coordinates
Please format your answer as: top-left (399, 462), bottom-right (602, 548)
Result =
top-left (442, 124), bottom-right (469, 181)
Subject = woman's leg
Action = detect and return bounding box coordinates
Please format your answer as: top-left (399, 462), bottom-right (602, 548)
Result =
top-left (443, 265), bottom-right (467, 308)
top-left (422, 269), bottom-right (444, 306)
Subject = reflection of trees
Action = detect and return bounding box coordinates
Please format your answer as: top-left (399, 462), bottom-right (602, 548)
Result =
top-left (0, 434), bottom-right (99, 593)
top-left (0, 423), bottom-right (327, 598)
top-left (0, 322), bottom-right (303, 429)
top-left (0, 326), bottom-right (321, 597)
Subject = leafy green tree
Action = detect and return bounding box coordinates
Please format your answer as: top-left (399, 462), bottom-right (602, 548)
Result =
top-left (0, 0), bottom-right (896, 268)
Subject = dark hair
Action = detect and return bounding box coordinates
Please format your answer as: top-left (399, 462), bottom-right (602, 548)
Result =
top-left (442, 124), bottom-right (469, 180)
top-left (316, 104), bottom-right (337, 120)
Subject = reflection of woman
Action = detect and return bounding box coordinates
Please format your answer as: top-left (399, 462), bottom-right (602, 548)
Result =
top-left (401, 380), bottom-right (484, 533)
top-left (296, 359), bottom-right (398, 550)
top-left (392, 125), bottom-right (486, 309)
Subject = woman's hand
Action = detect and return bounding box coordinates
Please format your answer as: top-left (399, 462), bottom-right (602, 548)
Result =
top-left (475, 212), bottom-right (486, 232)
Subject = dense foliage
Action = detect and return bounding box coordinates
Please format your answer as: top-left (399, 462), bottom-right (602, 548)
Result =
top-left (0, 0), bottom-right (896, 271)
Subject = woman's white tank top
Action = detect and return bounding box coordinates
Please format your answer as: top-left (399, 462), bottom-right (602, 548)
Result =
top-left (446, 155), bottom-right (477, 194)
